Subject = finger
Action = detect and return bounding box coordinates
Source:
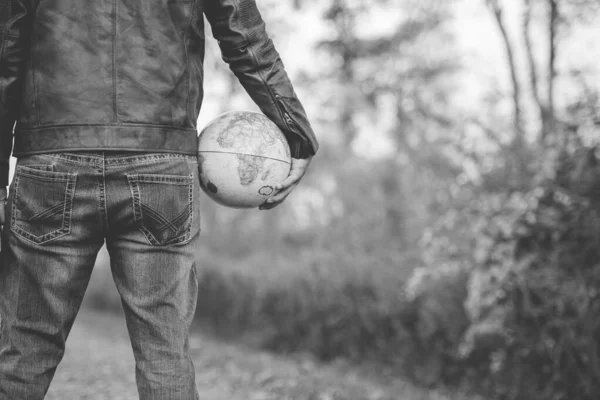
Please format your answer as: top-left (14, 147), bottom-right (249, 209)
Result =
top-left (275, 172), bottom-right (301, 191)
top-left (259, 185), bottom-right (295, 210)
top-left (259, 198), bottom-right (280, 210)
top-left (269, 183), bottom-right (296, 203)
top-left (258, 201), bottom-right (278, 211)
top-left (259, 196), bottom-right (286, 210)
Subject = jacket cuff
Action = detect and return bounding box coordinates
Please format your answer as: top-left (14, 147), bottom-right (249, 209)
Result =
top-left (271, 94), bottom-right (319, 159)
top-left (0, 162), bottom-right (9, 187)
top-left (289, 139), bottom-right (316, 159)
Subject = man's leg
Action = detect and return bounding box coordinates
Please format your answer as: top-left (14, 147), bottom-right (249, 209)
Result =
top-left (0, 154), bottom-right (104, 399)
top-left (104, 153), bottom-right (200, 400)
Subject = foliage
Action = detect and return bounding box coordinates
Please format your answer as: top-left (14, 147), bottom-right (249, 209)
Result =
top-left (452, 146), bottom-right (600, 399)
top-left (80, 0), bottom-right (600, 399)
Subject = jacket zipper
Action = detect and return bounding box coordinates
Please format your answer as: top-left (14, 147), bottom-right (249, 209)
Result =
top-left (274, 94), bottom-right (310, 157)
top-left (274, 94), bottom-right (300, 135)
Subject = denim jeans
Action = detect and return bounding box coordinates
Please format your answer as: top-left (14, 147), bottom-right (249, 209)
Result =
top-left (0, 151), bottom-right (201, 399)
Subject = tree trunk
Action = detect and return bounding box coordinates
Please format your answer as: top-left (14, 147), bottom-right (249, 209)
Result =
top-left (522, 0), bottom-right (551, 141)
top-left (488, 1), bottom-right (524, 145)
top-left (547, 0), bottom-right (558, 136)
top-left (487, 0), bottom-right (528, 186)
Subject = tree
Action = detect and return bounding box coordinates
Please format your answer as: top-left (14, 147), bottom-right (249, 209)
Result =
top-left (314, 0), bottom-right (462, 245)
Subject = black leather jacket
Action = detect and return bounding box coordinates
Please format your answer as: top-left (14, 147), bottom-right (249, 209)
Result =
top-left (0, 0), bottom-right (319, 186)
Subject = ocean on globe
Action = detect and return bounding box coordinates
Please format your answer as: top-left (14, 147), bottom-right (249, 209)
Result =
top-left (197, 111), bottom-right (292, 209)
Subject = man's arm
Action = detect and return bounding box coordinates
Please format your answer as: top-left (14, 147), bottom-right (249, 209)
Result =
top-left (0, 0), bottom-right (35, 188)
top-left (204, 0), bottom-right (318, 160)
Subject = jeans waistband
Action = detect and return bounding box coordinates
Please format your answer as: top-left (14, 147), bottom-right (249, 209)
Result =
top-left (32, 151), bottom-right (197, 167)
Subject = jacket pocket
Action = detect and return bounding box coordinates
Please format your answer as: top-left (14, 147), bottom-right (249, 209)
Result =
top-left (10, 165), bottom-right (77, 245)
top-left (127, 173), bottom-right (194, 246)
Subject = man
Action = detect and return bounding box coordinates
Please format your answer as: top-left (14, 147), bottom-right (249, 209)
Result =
top-left (0, 0), bottom-right (318, 398)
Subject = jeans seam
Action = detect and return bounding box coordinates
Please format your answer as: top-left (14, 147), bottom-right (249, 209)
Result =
top-left (18, 164), bottom-right (54, 172)
top-left (99, 157), bottom-right (109, 234)
top-left (186, 173), bottom-right (193, 243)
top-left (37, 153), bottom-right (196, 168)
top-left (132, 174), bottom-right (193, 184)
top-left (17, 165), bottom-right (71, 182)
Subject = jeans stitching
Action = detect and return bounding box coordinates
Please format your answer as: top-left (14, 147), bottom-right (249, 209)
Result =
top-left (37, 153), bottom-right (196, 168)
top-left (133, 174), bottom-right (193, 184)
top-left (10, 171), bottom-right (77, 245)
top-left (27, 202), bottom-right (64, 222)
top-left (62, 174), bottom-right (77, 233)
top-left (127, 173), bottom-right (194, 246)
top-left (10, 172), bottom-right (21, 238)
top-left (106, 154), bottom-right (197, 166)
top-left (17, 166), bottom-right (71, 182)
top-left (186, 173), bottom-right (193, 243)
top-left (127, 174), bottom-right (157, 246)
top-left (140, 203), bottom-right (189, 233)
top-left (19, 164), bottom-right (54, 172)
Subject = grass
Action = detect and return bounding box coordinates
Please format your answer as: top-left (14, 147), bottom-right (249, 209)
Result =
top-left (84, 243), bottom-right (471, 392)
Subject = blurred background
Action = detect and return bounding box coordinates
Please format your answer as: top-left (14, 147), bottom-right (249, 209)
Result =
top-left (14, 0), bottom-right (600, 398)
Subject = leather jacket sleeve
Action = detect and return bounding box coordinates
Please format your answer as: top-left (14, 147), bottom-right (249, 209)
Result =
top-left (0, 0), bottom-right (34, 186)
top-left (204, 0), bottom-right (318, 159)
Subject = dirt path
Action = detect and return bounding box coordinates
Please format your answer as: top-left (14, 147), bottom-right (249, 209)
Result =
top-left (45, 310), bottom-right (466, 400)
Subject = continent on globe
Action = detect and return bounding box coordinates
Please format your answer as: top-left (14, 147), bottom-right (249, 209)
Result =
top-left (237, 154), bottom-right (264, 185)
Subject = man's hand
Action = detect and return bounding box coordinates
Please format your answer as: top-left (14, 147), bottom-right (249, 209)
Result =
top-left (259, 157), bottom-right (313, 210)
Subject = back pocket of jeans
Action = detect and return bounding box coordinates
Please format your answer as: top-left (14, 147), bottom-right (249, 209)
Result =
top-left (11, 165), bottom-right (77, 245)
top-left (127, 173), bottom-right (193, 246)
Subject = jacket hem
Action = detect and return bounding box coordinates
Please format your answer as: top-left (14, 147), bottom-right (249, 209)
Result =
top-left (13, 125), bottom-right (199, 156)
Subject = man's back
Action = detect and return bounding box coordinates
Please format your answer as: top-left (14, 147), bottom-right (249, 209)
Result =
top-left (0, 1), bottom-right (317, 398)
top-left (1, 0), bottom-right (318, 185)
top-left (16, 0), bottom-right (201, 154)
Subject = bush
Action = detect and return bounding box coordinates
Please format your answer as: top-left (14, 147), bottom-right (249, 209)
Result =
top-left (458, 147), bottom-right (600, 399)
top-left (192, 244), bottom-right (476, 390)
top-left (193, 247), bottom-right (422, 367)
top-left (402, 262), bottom-right (470, 386)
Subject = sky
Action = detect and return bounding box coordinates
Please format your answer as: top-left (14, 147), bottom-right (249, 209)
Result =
top-left (352, 0), bottom-right (600, 159)
top-left (452, 0), bottom-right (600, 112)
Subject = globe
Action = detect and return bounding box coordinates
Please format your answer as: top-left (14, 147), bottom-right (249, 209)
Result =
top-left (197, 111), bottom-right (292, 209)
